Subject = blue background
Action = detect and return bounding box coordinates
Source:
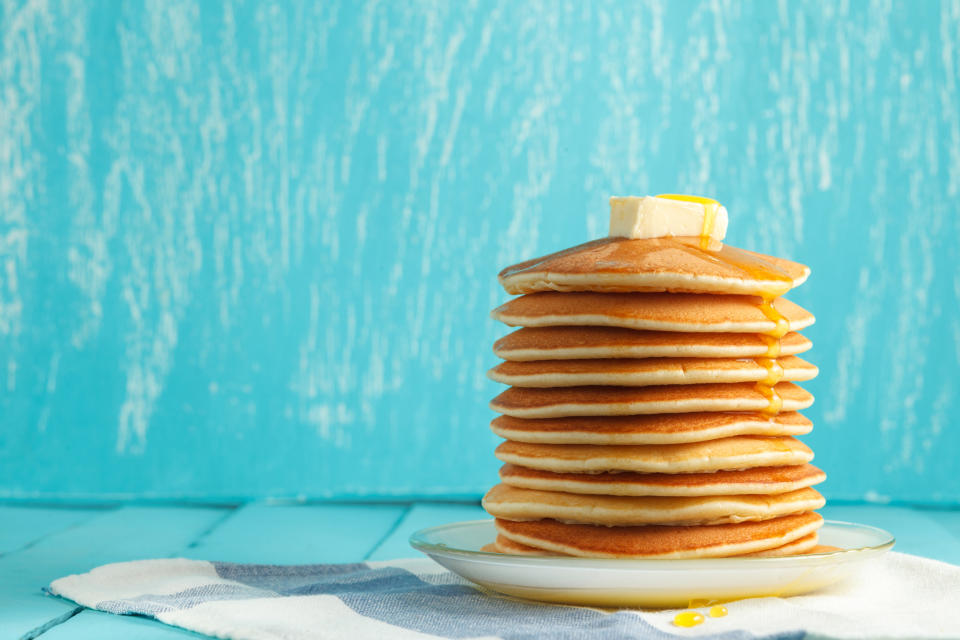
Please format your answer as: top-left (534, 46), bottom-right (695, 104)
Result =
top-left (1, 0), bottom-right (958, 503)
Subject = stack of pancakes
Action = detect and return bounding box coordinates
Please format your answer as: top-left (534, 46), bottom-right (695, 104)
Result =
top-left (481, 236), bottom-right (826, 558)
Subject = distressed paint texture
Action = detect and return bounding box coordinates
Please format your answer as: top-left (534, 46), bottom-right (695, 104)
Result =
top-left (0, 0), bottom-right (958, 502)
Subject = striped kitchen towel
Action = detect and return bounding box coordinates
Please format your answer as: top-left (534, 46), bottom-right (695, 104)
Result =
top-left (49, 553), bottom-right (960, 639)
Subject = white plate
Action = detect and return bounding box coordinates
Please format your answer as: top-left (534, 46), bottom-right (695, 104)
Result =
top-left (410, 519), bottom-right (893, 607)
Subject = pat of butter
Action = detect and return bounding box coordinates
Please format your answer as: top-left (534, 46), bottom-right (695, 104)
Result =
top-left (609, 195), bottom-right (728, 241)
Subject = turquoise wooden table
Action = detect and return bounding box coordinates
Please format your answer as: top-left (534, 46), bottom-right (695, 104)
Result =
top-left (3, 502), bottom-right (959, 639)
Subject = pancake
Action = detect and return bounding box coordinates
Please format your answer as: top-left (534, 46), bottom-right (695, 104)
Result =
top-left (483, 484), bottom-right (824, 526)
top-left (493, 531), bottom-right (821, 558)
top-left (499, 463), bottom-right (826, 496)
top-left (488, 355), bottom-right (818, 388)
top-left (493, 535), bottom-right (559, 555)
top-left (494, 512), bottom-right (824, 558)
top-left (498, 236), bottom-right (810, 295)
top-left (741, 532), bottom-right (819, 557)
top-left (494, 436), bottom-right (813, 474)
top-left (490, 412), bottom-right (813, 445)
top-left (809, 544), bottom-right (843, 554)
top-left (492, 292), bottom-right (814, 333)
top-left (490, 382), bottom-right (814, 418)
top-left (493, 327), bottom-right (812, 361)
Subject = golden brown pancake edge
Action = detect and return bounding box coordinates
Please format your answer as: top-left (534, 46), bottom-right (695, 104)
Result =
top-left (493, 327), bottom-right (813, 360)
top-left (490, 412), bottom-right (813, 444)
top-left (498, 463), bottom-right (827, 496)
top-left (498, 237), bottom-right (810, 296)
top-left (494, 512), bottom-right (825, 558)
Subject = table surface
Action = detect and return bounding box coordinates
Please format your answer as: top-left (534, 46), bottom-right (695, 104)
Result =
top-left (3, 501), bottom-right (959, 639)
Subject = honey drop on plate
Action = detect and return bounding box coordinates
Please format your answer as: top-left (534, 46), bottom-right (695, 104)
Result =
top-left (673, 611), bottom-right (705, 627)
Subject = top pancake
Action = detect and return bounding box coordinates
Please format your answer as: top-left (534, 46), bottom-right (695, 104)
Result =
top-left (494, 327), bottom-right (812, 360)
top-left (492, 292), bottom-right (815, 333)
top-left (498, 237), bottom-right (810, 296)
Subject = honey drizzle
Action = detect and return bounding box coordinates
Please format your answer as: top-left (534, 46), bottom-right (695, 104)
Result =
top-left (659, 193), bottom-right (795, 417)
top-left (673, 611), bottom-right (705, 628)
top-left (709, 605), bottom-right (729, 618)
top-left (759, 333), bottom-right (782, 358)
top-left (753, 291), bottom-right (789, 416)
top-left (656, 193), bottom-right (720, 250)
top-left (700, 202), bottom-right (719, 250)
top-left (756, 296), bottom-right (790, 339)
top-left (754, 353), bottom-right (784, 416)
top-left (675, 601), bottom-right (730, 627)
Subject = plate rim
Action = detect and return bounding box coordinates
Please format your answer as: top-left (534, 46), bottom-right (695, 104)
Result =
top-left (409, 518), bottom-right (895, 567)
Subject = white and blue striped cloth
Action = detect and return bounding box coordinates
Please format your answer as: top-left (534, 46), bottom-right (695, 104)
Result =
top-left (49, 553), bottom-right (960, 639)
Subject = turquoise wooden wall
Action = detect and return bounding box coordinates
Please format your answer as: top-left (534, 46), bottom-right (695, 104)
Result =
top-left (1, 1), bottom-right (958, 503)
